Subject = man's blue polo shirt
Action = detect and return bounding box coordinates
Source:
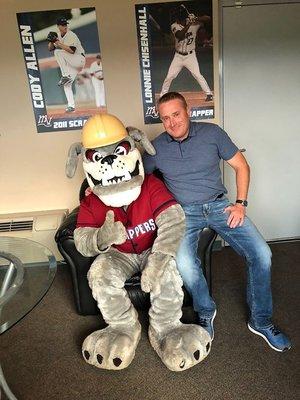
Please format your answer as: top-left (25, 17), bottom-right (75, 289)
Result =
top-left (142, 122), bottom-right (239, 205)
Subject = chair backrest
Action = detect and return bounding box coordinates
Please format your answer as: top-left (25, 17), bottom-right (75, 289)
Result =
top-left (79, 179), bottom-right (89, 202)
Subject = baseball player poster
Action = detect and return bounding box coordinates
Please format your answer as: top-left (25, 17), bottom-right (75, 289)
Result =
top-left (17, 7), bottom-right (106, 133)
top-left (135, 0), bottom-right (214, 124)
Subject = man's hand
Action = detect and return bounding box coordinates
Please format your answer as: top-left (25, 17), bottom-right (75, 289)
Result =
top-left (224, 203), bottom-right (246, 229)
top-left (53, 40), bottom-right (75, 54)
top-left (187, 13), bottom-right (197, 23)
top-left (85, 187), bottom-right (92, 196)
top-left (46, 31), bottom-right (58, 43)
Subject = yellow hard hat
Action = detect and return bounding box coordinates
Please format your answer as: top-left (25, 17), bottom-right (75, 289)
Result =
top-left (82, 114), bottom-right (128, 149)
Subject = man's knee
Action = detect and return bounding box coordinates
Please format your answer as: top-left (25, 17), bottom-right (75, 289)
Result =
top-left (177, 246), bottom-right (201, 272)
top-left (248, 242), bottom-right (272, 269)
top-left (176, 259), bottom-right (205, 291)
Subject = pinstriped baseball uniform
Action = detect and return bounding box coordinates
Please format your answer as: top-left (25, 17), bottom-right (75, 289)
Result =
top-left (160, 21), bottom-right (212, 98)
top-left (54, 30), bottom-right (85, 80)
top-left (54, 30), bottom-right (85, 109)
top-left (89, 60), bottom-right (106, 108)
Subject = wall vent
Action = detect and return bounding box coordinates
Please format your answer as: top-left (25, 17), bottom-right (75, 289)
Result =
top-left (0, 219), bottom-right (34, 232)
top-left (0, 210), bottom-right (68, 261)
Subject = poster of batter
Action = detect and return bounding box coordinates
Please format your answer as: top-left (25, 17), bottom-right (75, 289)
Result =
top-left (135, 0), bottom-right (214, 124)
top-left (17, 7), bottom-right (106, 133)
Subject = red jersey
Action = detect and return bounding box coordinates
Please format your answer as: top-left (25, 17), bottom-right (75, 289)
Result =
top-left (76, 174), bottom-right (177, 254)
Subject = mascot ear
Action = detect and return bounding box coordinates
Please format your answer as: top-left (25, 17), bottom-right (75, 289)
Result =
top-left (126, 126), bottom-right (156, 156)
top-left (65, 142), bottom-right (83, 178)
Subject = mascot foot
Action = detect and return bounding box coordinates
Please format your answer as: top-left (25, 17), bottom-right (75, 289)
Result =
top-left (82, 322), bottom-right (141, 370)
top-left (149, 324), bottom-right (211, 372)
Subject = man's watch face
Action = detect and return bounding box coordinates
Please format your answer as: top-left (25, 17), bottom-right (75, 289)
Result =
top-left (236, 199), bottom-right (248, 207)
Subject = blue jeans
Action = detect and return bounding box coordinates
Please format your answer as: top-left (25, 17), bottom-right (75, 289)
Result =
top-left (177, 196), bottom-right (273, 328)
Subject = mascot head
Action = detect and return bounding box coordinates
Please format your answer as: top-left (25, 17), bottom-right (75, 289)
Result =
top-left (66, 113), bottom-right (155, 207)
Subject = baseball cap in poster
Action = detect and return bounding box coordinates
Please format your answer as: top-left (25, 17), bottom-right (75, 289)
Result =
top-left (57, 17), bottom-right (69, 25)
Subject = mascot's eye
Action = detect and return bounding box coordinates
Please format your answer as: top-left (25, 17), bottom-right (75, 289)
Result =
top-left (85, 150), bottom-right (102, 162)
top-left (114, 141), bottom-right (131, 156)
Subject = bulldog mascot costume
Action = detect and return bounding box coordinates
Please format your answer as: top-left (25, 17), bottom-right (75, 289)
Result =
top-left (66, 113), bottom-right (211, 371)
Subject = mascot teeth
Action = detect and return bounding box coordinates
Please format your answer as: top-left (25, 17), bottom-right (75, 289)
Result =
top-left (88, 165), bottom-right (138, 188)
top-left (103, 174), bottom-right (130, 186)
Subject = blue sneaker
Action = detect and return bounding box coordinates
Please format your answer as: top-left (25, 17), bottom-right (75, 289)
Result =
top-left (198, 310), bottom-right (217, 340)
top-left (248, 323), bottom-right (291, 352)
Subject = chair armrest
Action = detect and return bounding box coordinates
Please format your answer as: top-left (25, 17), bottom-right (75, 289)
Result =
top-left (55, 207), bottom-right (99, 315)
top-left (55, 207), bottom-right (79, 242)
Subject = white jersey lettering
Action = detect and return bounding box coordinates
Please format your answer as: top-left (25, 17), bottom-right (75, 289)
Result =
top-left (126, 218), bottom-right (156, 240)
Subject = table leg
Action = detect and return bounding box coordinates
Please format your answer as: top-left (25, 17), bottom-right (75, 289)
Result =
top-left (0, 363), bottom-right (18, 400)
top-left (0, 263), bottom-right (15, 297)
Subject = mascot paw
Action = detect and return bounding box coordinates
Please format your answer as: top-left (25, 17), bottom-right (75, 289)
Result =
top-left (149, 324), bottom-right (211, 372)
top-left (82, 322), bottom-right (141, 370)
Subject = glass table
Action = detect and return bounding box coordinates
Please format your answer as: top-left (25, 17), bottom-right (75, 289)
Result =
top-left (0, 236), bottom-right (57, 400)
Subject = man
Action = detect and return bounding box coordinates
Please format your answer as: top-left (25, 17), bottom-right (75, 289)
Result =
top-left (89, 54), bottom-right (106, 108)
top-left (48, 17), bottom-right (85, 112)
top-left (74, 68), bottom-right (94, 103)
top-left (160, 5), bottom-right (213, 101)
top-left (142, 91), bottom-right (291, 352)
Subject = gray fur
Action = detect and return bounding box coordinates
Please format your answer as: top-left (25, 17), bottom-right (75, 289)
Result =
top-left (82, 249), bottom-right (148, 370)
top-left (74, 227), bottom-right (100, 257)
top-left (81, 248), bottom-right (211, 372)
top-left (65, 142), bottom-right (83, 178)
top-left (148, 259), bottom-right (212, 371)
top-left (141, 252), bottom-right (174, 293)
top-left (73, 129), bottom-right (212, 371)
top-left (74, 210), bottom-right (127, 255)
top-left (96, 210), bottom-right (127, 250)
top-left (152, 204), bottom-right (186, 256)
top-left (149, 324), bottom-right (211, 372)
top-left (126, 126), bottom-right (156, 155)
top-left (141, 204), bottom-right (185, 292)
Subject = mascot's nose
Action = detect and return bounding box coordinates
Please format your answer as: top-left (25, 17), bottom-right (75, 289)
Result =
top-left (101, 155), bottom-right (117, 165)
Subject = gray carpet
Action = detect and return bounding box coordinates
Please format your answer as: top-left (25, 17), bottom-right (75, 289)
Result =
top-left (1, 242), bottom-right (299, 400)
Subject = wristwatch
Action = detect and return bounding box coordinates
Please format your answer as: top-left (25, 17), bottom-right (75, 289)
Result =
top-left (236, 199), bottom-right (248, 207)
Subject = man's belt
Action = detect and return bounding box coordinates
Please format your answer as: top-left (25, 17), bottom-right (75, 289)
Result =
top-left (176, 50), bottom-right (194, 56)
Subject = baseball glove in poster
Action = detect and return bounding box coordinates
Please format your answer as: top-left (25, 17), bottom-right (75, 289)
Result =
top-left (135, 0), bottom-right (214, 124)
top-left (17, 8), bottom-right (106, 133)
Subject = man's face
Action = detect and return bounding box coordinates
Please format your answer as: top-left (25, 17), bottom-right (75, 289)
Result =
top-left (158, 99), bottom-right (190, 141)
top-left (57, 24), bottom-right (68, 35)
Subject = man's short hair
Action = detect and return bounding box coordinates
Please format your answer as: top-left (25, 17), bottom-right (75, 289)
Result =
top-left (157, 92), bottom-right (187, 108)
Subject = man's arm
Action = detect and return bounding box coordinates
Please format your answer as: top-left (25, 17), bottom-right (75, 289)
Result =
top-left (47, 39), bottom-right (75, 54)
top-left (174, 23), bottom-right (193, 41)
top-left (224, 151), bottom-right (250, 228)
top-left (54, 41), bottom-right (76, 54)
top-left (142, 151), bottom-right (157, 174)
top-left (175, 15), bottom-right (210, 41)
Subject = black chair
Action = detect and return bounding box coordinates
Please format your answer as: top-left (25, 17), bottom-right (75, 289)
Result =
top-left (55, 180), bottom-right (217, 316)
